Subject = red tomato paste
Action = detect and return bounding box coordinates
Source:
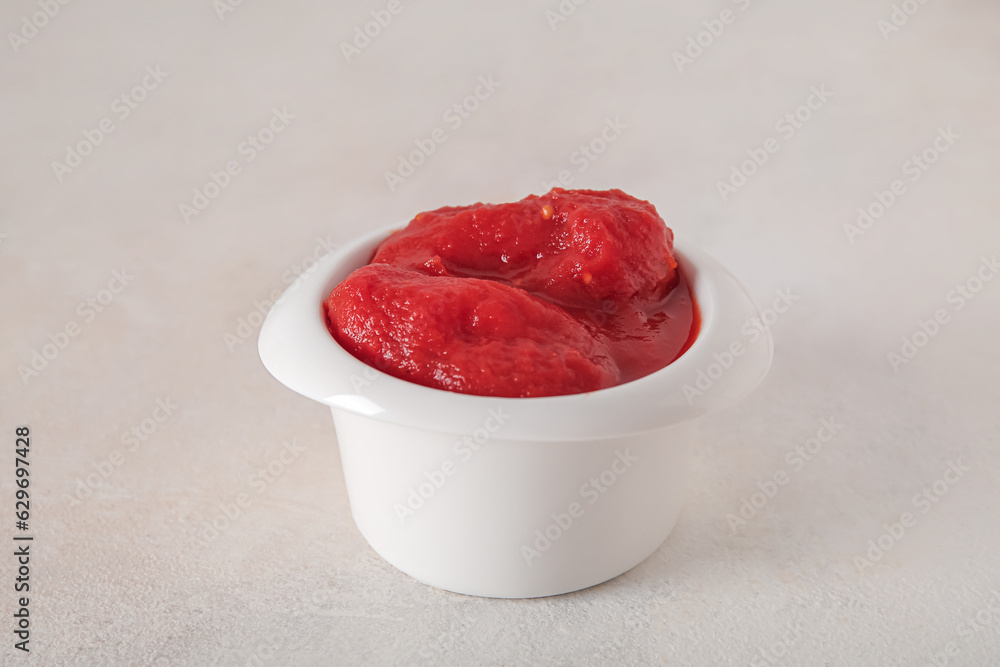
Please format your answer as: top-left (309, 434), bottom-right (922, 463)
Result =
top-left (324, 188), bottom-right (699, 398)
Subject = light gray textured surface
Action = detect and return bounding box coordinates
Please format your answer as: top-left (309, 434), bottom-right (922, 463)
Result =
top-left (2, 0), bottom-right (999, 665)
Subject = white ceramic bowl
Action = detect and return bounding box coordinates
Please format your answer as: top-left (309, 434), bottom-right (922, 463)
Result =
top-left (259, 225), bottom-right (772, 598)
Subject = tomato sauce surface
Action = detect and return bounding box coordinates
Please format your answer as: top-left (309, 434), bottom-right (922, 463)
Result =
top-left (324, 188), bottom-right (700, 398)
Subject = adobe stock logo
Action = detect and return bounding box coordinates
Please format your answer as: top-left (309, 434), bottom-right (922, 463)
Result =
top-left (682, 288), bottom-right (798, 404)
top-left (671, 0), bottom-right (755, 73)
top-left (877, 0), bottom-right (934, 40)
top-left (716, 85), bottom-right (833, 203)
top-left (179, 107), bottom-right (295, 223)
top-left (887, 254), bottom-right (997, 372)
top-left (920, 590), bottom-right (1000, 667)
top-left (51, 66), bottom-right (169, 183)
top-left (7, 0), bottom-right (72, 53)
top-left (392, 408), bottom-right (510, 523)
top-left (340, 0), bottom-right (414, 62)
top-left (383, 75), bottom-right (501, 192)
top-left (726, 416), bottom-right (844, 532)
top-left (844, 126), bottom-right (959, 243)
top-left (190, 439), bottom-right (309, 549)
top-left (853, 458), bottom-right (970, 573)
top-left (18, 268), bottom-right (134, 385)
top-left (544, 0), bottom-right (590, 31)
top-left (213, 0), bottom-right (248, 21)
top-left (521, 449), bottom-right (639, 566)
top-left (63, 397), bottom-right (179, 507)
top-left (541, 116), bottom-right (628, 192)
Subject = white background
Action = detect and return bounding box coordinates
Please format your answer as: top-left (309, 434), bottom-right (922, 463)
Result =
top-left (2, 0), bottom-right (999, 665)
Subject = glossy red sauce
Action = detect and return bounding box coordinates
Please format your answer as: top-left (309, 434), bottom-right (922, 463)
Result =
top-left (324, 188), bottom-right (700, 398)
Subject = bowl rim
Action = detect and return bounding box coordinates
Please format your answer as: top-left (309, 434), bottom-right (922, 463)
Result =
top-left (258, 224), bottom-right (772, 441)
